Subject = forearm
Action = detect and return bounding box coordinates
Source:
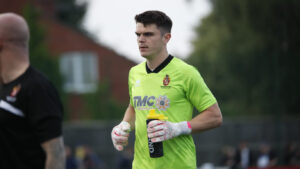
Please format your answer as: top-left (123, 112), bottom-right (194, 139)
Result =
top-left (122, 104), bottom-right (135, 130)
top-left (41, 136), bottom-right (65, 169)
top-left (189, 103), bottom-right (222, 133)
top-left (148, 104), bottom-right (222, 142)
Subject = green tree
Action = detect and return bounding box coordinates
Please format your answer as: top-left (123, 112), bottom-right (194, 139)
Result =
top-left (23, 4), bottom-right (68, 118)
top-left (23, 5), bottom-right (62, 91)
top-left (83, 81), bottom-right (126, 120)
top-left (188, 0), bottom-right (300, 116)
top-left (55, 0), bottom-right (87, 32)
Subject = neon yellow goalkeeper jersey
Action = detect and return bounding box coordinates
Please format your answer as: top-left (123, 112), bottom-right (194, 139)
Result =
top-left (129, 56), bottom-right (216, 169)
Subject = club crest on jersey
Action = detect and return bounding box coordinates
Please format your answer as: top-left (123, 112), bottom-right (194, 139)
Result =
top-left (7, 84), bottom-right (21, 102)
top-left (163, 74), bottom-right (170, 86)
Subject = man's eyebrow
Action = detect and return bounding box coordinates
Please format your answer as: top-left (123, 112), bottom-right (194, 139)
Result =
top-left (135, 32), bottom-right (154, 36)
top-left (143, 32), bottom-right (154, 35)
top-left (135, 32), bottom-right (142, 37)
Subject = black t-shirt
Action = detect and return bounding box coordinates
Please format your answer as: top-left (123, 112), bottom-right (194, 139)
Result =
top-left (0, 66), bottom-right (63, 169)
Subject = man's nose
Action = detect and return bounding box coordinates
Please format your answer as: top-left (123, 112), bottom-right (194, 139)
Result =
top-left (138, 35), bottom-right (146, 42)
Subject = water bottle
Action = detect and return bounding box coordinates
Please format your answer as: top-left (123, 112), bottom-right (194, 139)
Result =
top-left (146, 109), bottom-right (167, 158)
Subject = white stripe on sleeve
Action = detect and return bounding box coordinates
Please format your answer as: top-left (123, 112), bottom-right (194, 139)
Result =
top-left (0, 100), bottom-right (24, 117)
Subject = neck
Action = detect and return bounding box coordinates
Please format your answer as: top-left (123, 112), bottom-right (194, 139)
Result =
top-left (146, 50), bottom-right (169, 71)
top-left (1, 54), bottom-right (29, 84)
top-left (1, 64), bottom-right (29, 84)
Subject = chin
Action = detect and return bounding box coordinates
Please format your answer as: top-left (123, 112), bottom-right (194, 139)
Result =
top-left (140, 53), bottom-right (150, 59)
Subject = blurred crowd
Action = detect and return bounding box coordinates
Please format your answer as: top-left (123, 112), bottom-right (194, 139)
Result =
top-left (64, 141), bottom-right (300, 169)
top-left (65, 145), bottom-right (133, 169)
top-left (219, 141), bottom-right (300, 169)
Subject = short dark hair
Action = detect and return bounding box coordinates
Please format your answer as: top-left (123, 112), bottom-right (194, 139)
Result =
top-left (135, 10), bottom-right (172, 34)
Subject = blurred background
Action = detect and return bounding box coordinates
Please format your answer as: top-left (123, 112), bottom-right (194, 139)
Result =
top-left (1, 0), bottom-right (299, 169)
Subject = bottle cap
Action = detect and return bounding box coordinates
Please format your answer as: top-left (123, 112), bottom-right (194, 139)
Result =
top-left (147, 109), bottom-right (168, 120)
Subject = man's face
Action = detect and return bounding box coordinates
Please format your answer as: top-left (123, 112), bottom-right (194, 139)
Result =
top-left (135, 23), bottom-right (168, 59)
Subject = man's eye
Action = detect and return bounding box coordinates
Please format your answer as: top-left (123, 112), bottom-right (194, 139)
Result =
top-left (144, 33), bottom-right (153, 36)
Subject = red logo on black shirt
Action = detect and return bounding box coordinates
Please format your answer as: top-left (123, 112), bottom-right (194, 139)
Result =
top-left (6, 84), bottom-right (21, 102)
top-left (163, 75), bottom-right (170, 86)
top-left (10, 84), bottom-right (21, 97)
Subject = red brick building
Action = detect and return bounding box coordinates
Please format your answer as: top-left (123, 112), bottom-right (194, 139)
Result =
top-left (0, 0), bottom-right (136, 120)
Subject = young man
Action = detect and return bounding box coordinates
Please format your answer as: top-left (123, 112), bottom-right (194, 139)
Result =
top-left (0, 13), bottom-right (65, 169)
top-left (111, 10), bottom-right (222, 169)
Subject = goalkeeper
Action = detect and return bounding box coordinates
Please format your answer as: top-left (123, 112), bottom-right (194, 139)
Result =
top-left (111, 10), bottom-right (222, 169)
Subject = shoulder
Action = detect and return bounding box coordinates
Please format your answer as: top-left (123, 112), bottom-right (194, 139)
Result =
top-left (170, 57), bottom-right (201, 78)
top-left (29, 67), bottom-right (52, 85)
top-left (25, 67), bottom-right (58, 93)
top-left (129, 61), bottom-right (146, 74)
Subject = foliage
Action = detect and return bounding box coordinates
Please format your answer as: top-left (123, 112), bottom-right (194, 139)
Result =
top-left (22, 4), bottom-right (68, 118)
top-left (22, 2), bottom-right (125, 121)
top-left (82, 81), bottom-right (126, 120)
top-left (55, 0), bottom-right (87, 32)
top-left (187, 0), bottom-right (300, 116)
top-left (23, 5), bottom-right (62, 92)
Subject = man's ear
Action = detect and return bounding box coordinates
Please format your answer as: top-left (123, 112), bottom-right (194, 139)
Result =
top-left (163, 33), bottom-right (171, 44)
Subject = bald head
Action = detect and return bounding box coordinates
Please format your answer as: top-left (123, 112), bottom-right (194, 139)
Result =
top-left (0, 13), bottom-right (30, 84)
top-left (0, 13), bottom-right (29, 49)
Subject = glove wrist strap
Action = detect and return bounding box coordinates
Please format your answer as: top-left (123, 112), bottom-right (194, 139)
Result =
top-left (177, 121), bottom-right (192, 135)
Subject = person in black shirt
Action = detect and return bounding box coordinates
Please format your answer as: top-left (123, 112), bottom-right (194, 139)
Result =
top-left (0, 13), bottom-right (65, 169)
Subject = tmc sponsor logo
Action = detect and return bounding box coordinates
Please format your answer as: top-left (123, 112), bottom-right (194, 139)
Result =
top-left (133, 95), bottom-right (170, 110)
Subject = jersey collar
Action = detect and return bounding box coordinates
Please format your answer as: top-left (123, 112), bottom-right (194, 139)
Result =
top-left (146, 55), bottom-right (174, 74)
top-left (1, 66), bottom-right (32, 87)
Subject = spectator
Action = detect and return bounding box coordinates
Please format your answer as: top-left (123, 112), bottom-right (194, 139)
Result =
top-left (65, 145), bottom-right (79, 169)
top-left (234, 142), bottom-right (254, 169)
top-left (283, 142), bottom-right (297, 166)
top-left (256, 143), bottom-right (277, 168)
top-left (220, 145), bottom-right (236, 168)
top-left (82, 145), bottom-right (106, 169)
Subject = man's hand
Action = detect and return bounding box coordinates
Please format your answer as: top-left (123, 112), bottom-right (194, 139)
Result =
top-left (147, 120), bottom-right (192, 142)
top-left (111, 121), bottom-right (131, 151)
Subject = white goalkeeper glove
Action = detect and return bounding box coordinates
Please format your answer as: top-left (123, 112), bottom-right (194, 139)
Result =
top-left (111, 121), bottom-right (131, 151)
top-left (147, 120), bottom-right (192, 142)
